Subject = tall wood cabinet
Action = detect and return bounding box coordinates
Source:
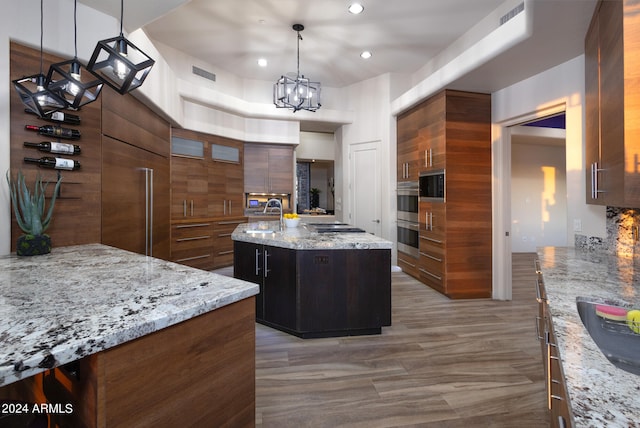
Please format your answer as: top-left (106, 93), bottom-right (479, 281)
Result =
top-left (585, 0), bottom-right (640, 207)
top-left (244, 143), bottom-right (294, 194)
top-left (101, 87), bottom-right (171, 260)
top-left (170, 128), bottom-right (245, 270)
top-left (397, 90), bottom-right (492, 299)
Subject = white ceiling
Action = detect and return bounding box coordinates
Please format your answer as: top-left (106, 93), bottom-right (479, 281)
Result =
top-left (79, 0), bottom-right (597, 94)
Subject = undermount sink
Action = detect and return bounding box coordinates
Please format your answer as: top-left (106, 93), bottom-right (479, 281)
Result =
top-left (576, 297), bottom-right (640, 375)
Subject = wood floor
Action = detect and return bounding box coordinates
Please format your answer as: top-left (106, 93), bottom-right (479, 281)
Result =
top-left (217, 253), bottom-right (549, 427)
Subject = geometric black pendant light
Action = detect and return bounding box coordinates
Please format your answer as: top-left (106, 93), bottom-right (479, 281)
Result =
top-left (12, 0), bottom-right (67, 117)
top-left (47, 0), bottom-right (103, 109)
top-left (86, 0), bottom-right (155, 94)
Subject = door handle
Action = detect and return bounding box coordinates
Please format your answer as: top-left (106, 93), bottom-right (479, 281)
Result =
top-left (372, 219), bottom-right (380, 223)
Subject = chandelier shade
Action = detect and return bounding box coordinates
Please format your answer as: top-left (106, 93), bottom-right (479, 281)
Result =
top-left (13, 74), bottom-right (68, 118)
top-left (86, 0), bottom-right (155, 94)
top-left (47, 0), bottom-right (103, 109)
top-left (12, 0), bottom-right (66, 117)
top-left (273, 24), bottom-right (321, 113)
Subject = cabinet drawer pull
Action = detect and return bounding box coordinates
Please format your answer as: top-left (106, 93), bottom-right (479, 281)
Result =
top-left (175, 254), bottom-right (211, 262)
top-left (420, 236), bottom-right (443, 244)
top-left (399, 260), bottom-right (416, 268)
top-left (176, 223), bottom-right (211, 228)
top-left (418, 268), bottom-right (442, 281)
top-left (419, 251), bottom-right (442, 262)
top-left (176, 235), bottom-right (211, 242)
top-left (218, 250), bottom-right (234, 256)
top-left (535, 277), bottom-right (546, 303)
top-left (217, 233), bottom-right (233, 238)
top-left (535, 316), bottom-right (544, 341)
top-left (217, 220), bottom-right (245, 225)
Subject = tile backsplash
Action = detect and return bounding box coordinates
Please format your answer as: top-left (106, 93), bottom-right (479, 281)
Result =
top-left (575, 207), bottom-right (640, 256)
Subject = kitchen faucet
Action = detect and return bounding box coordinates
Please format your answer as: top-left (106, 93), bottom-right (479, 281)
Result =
top-left (263, 198), bottom-right (284, 231)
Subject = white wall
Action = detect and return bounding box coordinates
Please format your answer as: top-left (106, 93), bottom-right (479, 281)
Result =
top-left (340, 73), bottom-right (396, 247)
top-left (511, 141), bottom-right (568, 252)
top-left (297, 131), bottom-right (335, 161)
top-left (493, 55), bottom-right (606, 243)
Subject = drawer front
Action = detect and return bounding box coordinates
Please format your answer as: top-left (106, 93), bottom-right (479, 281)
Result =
top-left (212, 217), bottom-right (246, 268)
top-left (397, 251), bottom-right (419, 279)
top-left (171, 223), bottom-right (214, 269)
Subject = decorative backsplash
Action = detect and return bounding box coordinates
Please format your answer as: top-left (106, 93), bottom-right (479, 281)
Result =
top-left (575, 207), bottom-right (640, 256)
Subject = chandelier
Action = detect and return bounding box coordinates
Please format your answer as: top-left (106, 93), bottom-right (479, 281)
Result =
top-left (273, 24), bottom-right (321, 113)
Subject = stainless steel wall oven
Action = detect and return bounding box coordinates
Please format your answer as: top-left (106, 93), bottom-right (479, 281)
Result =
top-left (397, 181), bottom-right (419, 258)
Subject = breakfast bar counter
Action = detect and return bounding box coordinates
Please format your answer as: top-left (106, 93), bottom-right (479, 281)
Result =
top-left (536, 247), bottom-right (640, 427)
top-left (0, 243), bottom-right (258, 427)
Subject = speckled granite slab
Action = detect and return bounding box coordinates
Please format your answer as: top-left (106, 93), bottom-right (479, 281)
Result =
top-left (232, 221), bottom-right (393, 250)
top-left (0, 244), bottom-right (258, 387)
top-left (537, 247), bottom-right (640, 428)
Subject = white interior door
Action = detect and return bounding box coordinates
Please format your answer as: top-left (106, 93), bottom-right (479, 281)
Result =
top-left (350, 141), bottom-right (381, 235)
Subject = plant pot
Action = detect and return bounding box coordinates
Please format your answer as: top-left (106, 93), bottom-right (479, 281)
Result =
top-left (17, 234), bottom-right (52, 256)
top-left (285, 218), bottom-right (300, 228)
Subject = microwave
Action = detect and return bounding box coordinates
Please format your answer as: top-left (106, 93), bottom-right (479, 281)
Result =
top-left (419, 170), bottom-right (445, 201)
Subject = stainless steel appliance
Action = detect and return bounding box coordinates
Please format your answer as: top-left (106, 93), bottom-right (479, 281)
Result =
top-left (419, 170), bottom-right (445, 201)
top-left (306, 223), bottom-right (366, 233)
top-left (397, 219), bottom-right (419, 258)
top-left (397, 181), bottom-right (419, 222)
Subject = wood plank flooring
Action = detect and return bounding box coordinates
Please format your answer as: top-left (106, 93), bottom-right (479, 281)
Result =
top-left (217, 253), bottom-right (549, 427)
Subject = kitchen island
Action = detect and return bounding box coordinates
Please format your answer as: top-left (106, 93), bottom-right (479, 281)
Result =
top-left (537, 247), bottom-right (640, 427)
top-left (0, 244), bottom-right (258, 427)
top-left (232, 221), bottom-right (392, 338)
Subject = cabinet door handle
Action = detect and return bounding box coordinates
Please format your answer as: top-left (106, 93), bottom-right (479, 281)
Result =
top-left (429, 148), bottom-right (433, 167)
top-left (183, 200), bottom-right (187, 217)
top-left (264, 250), bottom-right (270, 278)
top-left (424, 149), bottom-right (428, 167)
top-left (223, 200), bottom-right (226, 215)
top-left (535, 316), bottom-right (544, 341)
top-left (190, 200), bottom-right (194, 216)
top-left (255, 248), bottom-right (262, 276)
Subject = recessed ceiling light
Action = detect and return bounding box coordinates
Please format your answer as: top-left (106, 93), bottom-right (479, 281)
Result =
top-left (258, 58), bottom-right (268, 67)
top-left (348, 3), bottom-right (364, 14)
top-left (360, 51), bottom-right (372, 59)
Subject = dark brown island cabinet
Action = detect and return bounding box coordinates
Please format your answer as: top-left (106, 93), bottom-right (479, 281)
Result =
top-left (234, 240), bottom-right (391, 338)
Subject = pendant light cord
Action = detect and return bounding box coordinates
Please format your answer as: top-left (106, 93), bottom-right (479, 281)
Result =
top-left (39, 0), bottom-right (43, 74)
top-left (296, 31), bottom-right (302, 78)
top-left (73, 0), bottom-right (78, 58)
top-left (120, 0), bottom-right (124, 36)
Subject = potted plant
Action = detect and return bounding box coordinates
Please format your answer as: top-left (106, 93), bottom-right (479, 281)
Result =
top-left (310, 187), bottom-right (321, 209)
top-left (6, 170), bottom-right (62, 256)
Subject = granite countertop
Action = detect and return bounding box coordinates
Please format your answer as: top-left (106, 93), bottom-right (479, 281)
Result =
top-left (0, 244), bottom-right (259, 387)
top-left (536, 247), bottom-right (640, 427)
top-left (232, 221), bottom-right (393, 250)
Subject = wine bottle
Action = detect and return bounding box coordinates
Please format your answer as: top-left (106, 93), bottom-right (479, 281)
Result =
top-left (24, 156), bottom-right (81, 171)
top-left (25, 108), bottom-right (81, 125)
top-left (25, 124), bottom-right (81, 140)
top-left (24, 141), bottom-right (81, 155)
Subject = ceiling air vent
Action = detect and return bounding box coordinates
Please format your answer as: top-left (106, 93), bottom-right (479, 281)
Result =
top-left (500, 2), bottom-right (524, 26)
top-left (192, 66), bottom-right (216, 82)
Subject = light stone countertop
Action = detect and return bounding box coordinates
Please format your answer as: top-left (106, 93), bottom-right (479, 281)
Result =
top-left (0, 244), bottom-right (259, 387)
top-left (536, 247), bottom-right (640, 428)
top-left (231, 221), bottom-right (393, 250)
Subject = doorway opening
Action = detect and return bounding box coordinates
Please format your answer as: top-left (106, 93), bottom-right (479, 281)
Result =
top-left (511, 113), bottom-right (567, 252)
top-left (493, 104), bottom-right (567, 300)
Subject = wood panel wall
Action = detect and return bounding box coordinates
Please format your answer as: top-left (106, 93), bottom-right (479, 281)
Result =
top-left (9, 42), bottom-right (102, 249)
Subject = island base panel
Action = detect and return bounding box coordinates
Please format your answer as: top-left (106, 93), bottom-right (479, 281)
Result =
top-left (0, 297), bottom-right (255, 427)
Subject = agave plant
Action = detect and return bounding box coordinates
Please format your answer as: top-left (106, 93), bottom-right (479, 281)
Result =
top-left (6, 170), bottom-right (62, 237)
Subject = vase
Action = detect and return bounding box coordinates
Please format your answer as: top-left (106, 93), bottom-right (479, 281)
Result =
top-left (17, 234), bottom-right (52, 256)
